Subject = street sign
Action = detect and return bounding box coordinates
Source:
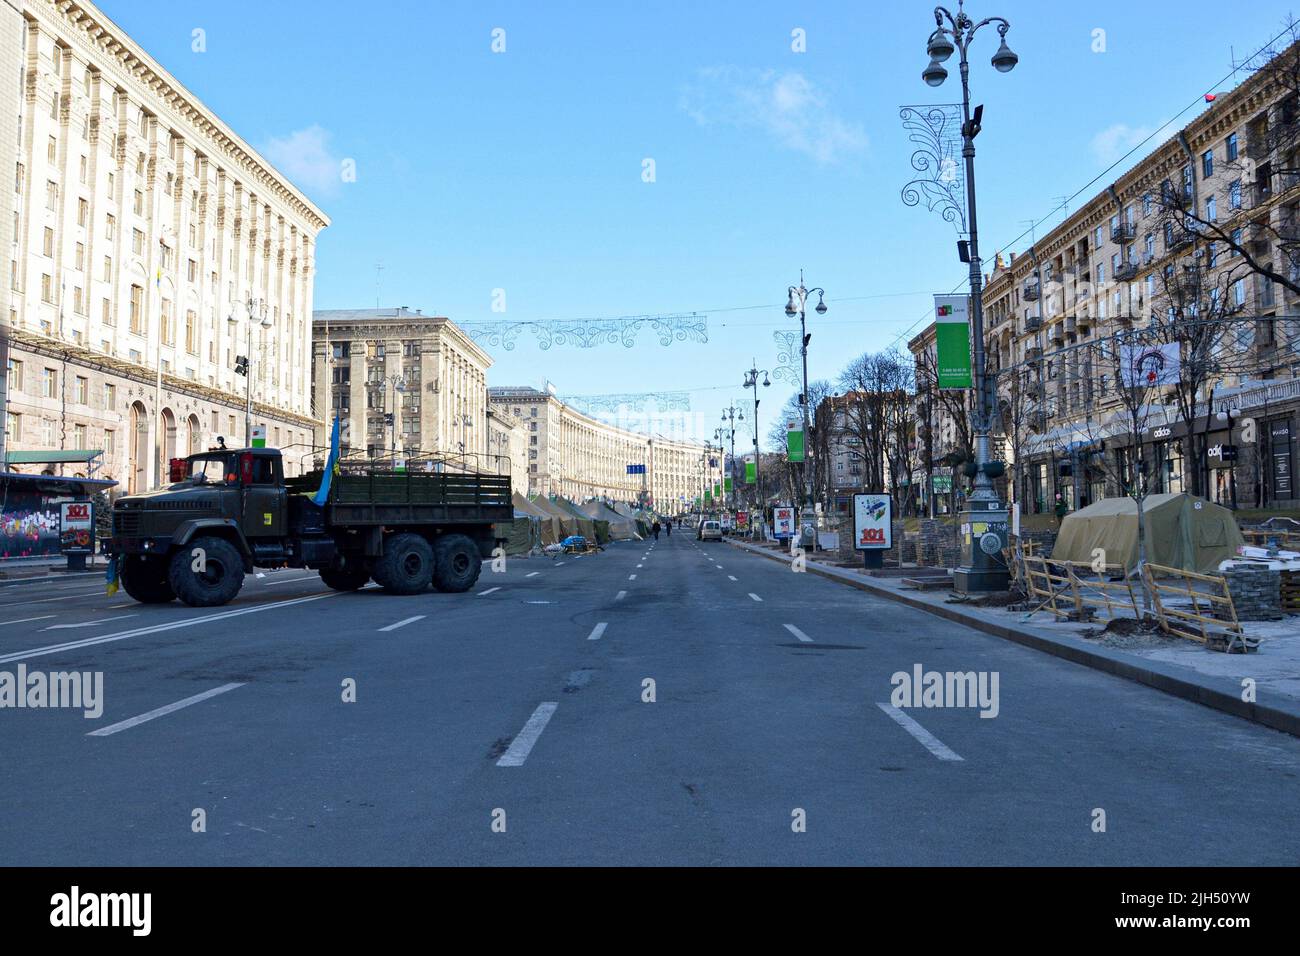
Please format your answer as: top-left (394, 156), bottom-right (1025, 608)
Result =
top-left (853, 494), bottom-right (892, 550)
top-left (626, 463), bottom-right (646, 475)
top-left (773, 506), bottom-right (796, 538)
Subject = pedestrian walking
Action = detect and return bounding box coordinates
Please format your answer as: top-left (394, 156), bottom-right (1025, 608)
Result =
top-left (652, 520), bottom-right (661, 540)
top-left (665, 518), bottom-right (672, 537)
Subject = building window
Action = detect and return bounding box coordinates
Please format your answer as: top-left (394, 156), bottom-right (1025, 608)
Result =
top-left (1202, 149), bottom-right (1213, 178)
top-left (185, 309), bottom-right (197, 354)
top-left (103, 429), bottom-right (115, 456)
top-left (1142, 193), bottom-right (1152, 216)
top-left (74, 376), bottom-right (87, 404)
top-left (41, 273), bottom-right (53, 303)
top-left (1206, 195), bottom-right (1216, 221)
top-left (132, 228), bottom-right (144, 255)
top-left (42, 367), bottom-right (57, 398)
top-left (1229, 180), bottom-right (1242, 209)
top-left (106, 214), bottom-right (115, 240)
top-left (42, 226), bottom-right (53, 257)
top-left (6, 358), bottom-right (21, 392)
top-left (1226, 132), bottom-right (1238, 161)
top-left (161, 299), bottom-right (174, 345)
top-left (129, 285), bottom-right (144, 333)
top-left (4, 413), bottom-right (19, 442)
top-left (46, 180), bottom-right (57, 210)
top-left (103, 382), bottom-right (115, 409)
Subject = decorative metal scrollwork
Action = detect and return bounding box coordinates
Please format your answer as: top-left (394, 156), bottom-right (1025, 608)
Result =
top-left (772, 330), bottom-right (802, 386)
top-left (561, 392), bottom-right (692, 414)
top-left (899, 104), bottom-right (967, 233)
top-left (461, 313), bottom-right (708, 351)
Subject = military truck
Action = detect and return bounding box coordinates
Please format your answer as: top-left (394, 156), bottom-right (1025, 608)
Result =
top-left (106, 447), bottom-right (511, 607)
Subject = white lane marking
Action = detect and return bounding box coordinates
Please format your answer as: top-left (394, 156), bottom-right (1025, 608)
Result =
top-left (0, 592), bottom-right (110, 610)
top-left (637, 564), bottom-right (643, 568)
top-left (628, 574), bottom-right (637, 580)
top-left (496, 702), bottom-right (558, 767)
top-left (783, 623), bottom-right (813, 643)
top-left (748, 593), bottom-right (763, 602)
top-left (0, 572), bottom-right (99, 589)
top-left (88, 683), bottom-right (246, 737)
top-left (478, 587), bottom-right (501, 596)
top-left (876, 703), bottom-right (964, 762)
top-left (615, 590), bottom-right (626, 600)
top-left (555, 561), bottom-right (565, 566)
top-left (587, 622), bottom-right (608, 641)
top-left (260, 575), bottom-right (324, 587)
top-left (0, 592), bottom-right (336, 666)
top-left (526, 571), bottom-right (540, 578)
top-left (0, 614), bottom-right (57, 627)
top-left (44, 615), bottom-right (139, 630)
top-left (728, 575), bottom-right (738, 582)
top-left (108, 603), bottom-right (134, 609)
top-left (379, 615), bottom-right (425, 632)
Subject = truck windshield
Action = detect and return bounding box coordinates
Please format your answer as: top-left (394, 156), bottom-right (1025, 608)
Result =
top-left (188, 455), bottom-right (236, 484)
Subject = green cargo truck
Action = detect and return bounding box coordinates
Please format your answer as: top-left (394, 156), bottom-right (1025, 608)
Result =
top-left (105, 446), bottom-right (511, 607)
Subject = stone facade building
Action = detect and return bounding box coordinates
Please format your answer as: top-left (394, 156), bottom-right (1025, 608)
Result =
top-left (979, 45), bottom-right (1300, 513)
top-left (1, 0), bottom-right (328, 490)
top-left (488, 385), bottom-right (716, 507)
top-left (312, 308), bottom-right (492, 472)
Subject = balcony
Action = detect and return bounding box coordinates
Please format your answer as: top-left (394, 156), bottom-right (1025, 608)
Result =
top-left (1023, 315), bottom-right (1042, 333)
top-left (1175, 265), bottom-right (1202, 296)
top-left (1114, 261), bottom-right (1138, 281)
top-left (1111, 222), bottom-right (1137, 243)
top-left (1024, 346), bottom-right (1043, 364)
top-left (1050, 323), bottom-right (1065, 345)
top-left (1023, 280), bottom-right (1041, 301)
top-left (1246, 137), bottom-right (1270, 161)
top-left (1064, 316), bottom-right (1077, 336)
top-left (1167, 228), bottom-right (1195, 251)
top-left (1076, 312), bottom-right (1093, 332)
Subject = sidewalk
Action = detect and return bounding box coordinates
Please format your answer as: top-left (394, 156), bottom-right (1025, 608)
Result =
top-left (0, 555), bottom-right (105, 580)
top-left (729, 537), bottom-right (1300, 738)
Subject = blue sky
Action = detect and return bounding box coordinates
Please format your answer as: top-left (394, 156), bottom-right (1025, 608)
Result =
top-left (102, 0), bottom-right (1298, 445)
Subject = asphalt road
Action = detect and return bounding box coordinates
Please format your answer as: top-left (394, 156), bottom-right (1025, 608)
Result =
top-left (1, 532), bottom-right (1297, 865)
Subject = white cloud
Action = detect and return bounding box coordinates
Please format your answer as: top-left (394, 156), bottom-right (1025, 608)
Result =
top-left (681, 67), bottom-right (868, 165)
top-left (1089, 123), bottom-right (1157, 166)
top-left (260, 125), bottom-right (344, 200)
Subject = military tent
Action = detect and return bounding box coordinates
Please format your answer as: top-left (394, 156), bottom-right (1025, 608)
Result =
top-left (530, 495), bottom-right (585, 538)
top-left (1052, 493), bottom-right (1244, 575)
top-left (552, 497), bottom-right (599, 543)
top-left (513, 492), bottom-right (562, 546)
top-left (581, 500), bottom-right (639, 540)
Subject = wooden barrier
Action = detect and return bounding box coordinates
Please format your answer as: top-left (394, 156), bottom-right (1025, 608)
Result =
top-left (1141, 563), bottom-right (1253, 651)
top-left (1242, 529), bottom-right (1300, 552)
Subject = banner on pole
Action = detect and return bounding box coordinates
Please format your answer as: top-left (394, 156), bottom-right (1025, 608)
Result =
top-left (745, 461), bottom-right (756, 484)
top-left (934, 295), bottom-right (972, 390)
top-left (787, 428), bottom-right (806, 463)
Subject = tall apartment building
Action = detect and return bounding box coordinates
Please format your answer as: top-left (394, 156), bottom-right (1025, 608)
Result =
top-left (488, 386), bottom-right (716, 507)
top-left (982, 46), bottom-right (1300, 512)
top-left (1, 0), bottom-right (328, 489)
top-left (311, 308), bottom-right (491, 470)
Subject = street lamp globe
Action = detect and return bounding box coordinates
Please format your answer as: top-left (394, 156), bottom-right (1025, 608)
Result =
top-left (991, 38), bottom-right (1018, 73)
top-left (814, 294), bottom-right (827, 315)
top-left (784, 293), bottom-right (798, 317)
top-left (922, 59), bottom-right (948, 87)
top-left (926, 30), bottom-right (955, 62)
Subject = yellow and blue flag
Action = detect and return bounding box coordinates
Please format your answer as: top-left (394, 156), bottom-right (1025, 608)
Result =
top-left (312, 416), bottom-right (342, 506)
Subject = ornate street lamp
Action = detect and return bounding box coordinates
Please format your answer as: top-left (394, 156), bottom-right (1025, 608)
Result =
top-left (784, 273), bottom-right (826, 550)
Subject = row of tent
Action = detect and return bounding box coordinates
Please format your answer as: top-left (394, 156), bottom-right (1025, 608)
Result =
top-left (497, 493), bottom-right (659, 554)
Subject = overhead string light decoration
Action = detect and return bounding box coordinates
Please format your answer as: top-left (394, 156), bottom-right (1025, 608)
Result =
top-left (460, 313), bottom-right (708, 351)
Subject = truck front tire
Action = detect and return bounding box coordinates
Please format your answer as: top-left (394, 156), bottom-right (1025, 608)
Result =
top-left (371, 533), bottom-right (434, 594)
top-left (119, 555), bottom-right (176, 603)
top-left (168, 536), bottom-right (245, 607)
top-left (432, 534), bottom-right (482, 592)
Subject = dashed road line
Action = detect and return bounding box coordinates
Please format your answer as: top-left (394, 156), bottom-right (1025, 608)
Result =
top-left (526, 571), bottom-right (540, 578)
top-left (877, 703), bottom-right (964, 762)
top-left (615, 590), bottom-right (627, 600)
top-left (748, 593), bottom-right (763, 602)
top-left (496, 702), bottom-right (558, 767)
top-left (587, 622), bottom-right (608, 641)
top-left (0, 614), bottom-right (57, 627)
top-left (783, 623), bottom-right (813, 643)
top-left (629, 574), bottom-right (637, 580)
top-left (728, 575), bottom-right (738, 582)
top-left (478, 586), bottom-right (501, 596)
top-left (378, 615), bottom-right (425, 633)
top-left (44, 615), bottom-right (138, 631)
top-left (88, 683), bottom-right (246, 737)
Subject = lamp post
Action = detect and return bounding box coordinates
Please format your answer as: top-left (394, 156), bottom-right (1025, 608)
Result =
top-left (743, 361), bottom-right (771, 530)
top-left (384, 374), bottom-right (406, 460)
top-left (785, 273), bottom-right (826, 550)
top-left (720, 403), bottom-right (744, 511)
top-left (920, 1), bottom-right (1018, 592)
top-left (227, 297), bottom-right (272, 447)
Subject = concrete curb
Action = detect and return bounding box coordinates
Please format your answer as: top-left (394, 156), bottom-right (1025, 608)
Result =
top-left (728, 538), bottom-right (1300, 739)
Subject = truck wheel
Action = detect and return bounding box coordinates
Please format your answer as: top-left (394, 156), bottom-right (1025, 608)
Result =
top-left (168, 536), bottom-right (245, 607)
top-left (119, 555), bottom-right (175, 603)
top-left (432, 534), bottom-right (482, 592)
top-left (319, 565), bottom-right (369, 591)
top-left (372, 533), bottom-right (434, 594)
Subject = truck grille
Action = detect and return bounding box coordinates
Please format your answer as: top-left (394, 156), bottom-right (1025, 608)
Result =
top-left (112, 511), bottom-right (141, 536)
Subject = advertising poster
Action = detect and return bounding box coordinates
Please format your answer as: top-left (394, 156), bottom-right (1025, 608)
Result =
top-left (60, 501), bottom-right (95, 555)
top-left (853, 494), bottom-right (892, 550)
top-left (934, 295), bottom-right (972, 389)
top-left (773, 506), bottom-right (796, 538)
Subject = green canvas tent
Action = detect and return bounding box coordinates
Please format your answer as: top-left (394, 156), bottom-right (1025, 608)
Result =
top-left (513, 492), bottom-right (562, 546)
top-left (1052, 493), bottom-right (1244, 575)
top-left (580, 500), bottom-right (639, 540)
top-left (530, 495), bottom-right (584, 538)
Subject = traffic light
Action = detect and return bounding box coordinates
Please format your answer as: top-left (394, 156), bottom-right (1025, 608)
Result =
top-left (234, 355), bottom-right (249, 376)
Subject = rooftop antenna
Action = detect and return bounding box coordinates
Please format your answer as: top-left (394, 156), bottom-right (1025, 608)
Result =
top-left (375, 261), bottom-right (384, 309)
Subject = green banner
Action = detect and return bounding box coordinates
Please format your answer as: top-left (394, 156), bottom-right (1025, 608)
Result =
top-left (251, 425), bottom-right (267, 448)
top-left (724, 477), bottom-right (733, 492)
top-left (745, 461), bottom-right (756, 484)
top-left (787, 429), bottom-right (805, 463)
top-left (934, 295), bottom-right (972, 389)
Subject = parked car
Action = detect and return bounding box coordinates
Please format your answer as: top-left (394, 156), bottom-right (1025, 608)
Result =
top-left (699, 520), bottom-right (722, 542)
